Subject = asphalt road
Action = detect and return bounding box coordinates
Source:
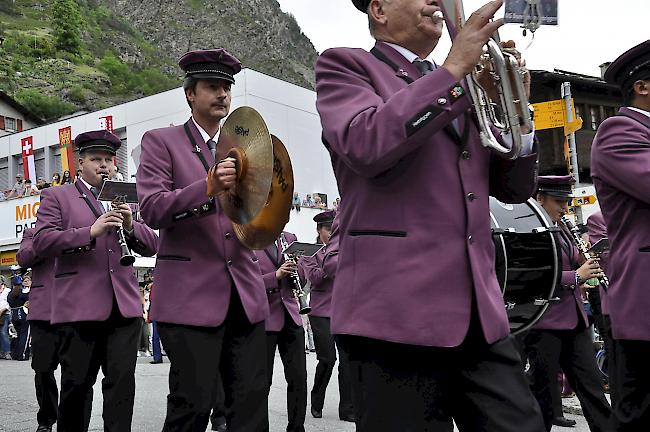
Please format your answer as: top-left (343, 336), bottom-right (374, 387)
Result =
top-left (0, 353), bottom-right (593, 431)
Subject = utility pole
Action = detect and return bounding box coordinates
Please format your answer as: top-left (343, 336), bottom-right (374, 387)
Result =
top-left (561, 81), bottom-right (582, 224)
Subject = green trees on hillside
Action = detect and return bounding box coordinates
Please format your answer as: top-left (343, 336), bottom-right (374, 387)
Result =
top-left (52, 0), bottom-right (83, 56)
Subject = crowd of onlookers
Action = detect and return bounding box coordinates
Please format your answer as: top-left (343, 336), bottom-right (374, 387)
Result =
top-left (0, 166), bottom-right (124, 201)
top-left (291, 192), bottom-right (339, 212)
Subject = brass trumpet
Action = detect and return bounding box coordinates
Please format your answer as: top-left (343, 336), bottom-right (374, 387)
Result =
top-left (437, 0), bottom-right (533, 159)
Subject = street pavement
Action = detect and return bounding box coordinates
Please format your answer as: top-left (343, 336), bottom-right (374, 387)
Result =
top-left (0, 353), bottom-right (594, 431)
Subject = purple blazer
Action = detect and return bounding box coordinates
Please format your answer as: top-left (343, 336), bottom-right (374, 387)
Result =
top-left (315, 42), bottom-right (538, 346)
top-left (256, 232), bottom-right (302, 332)
top-left (33, 182), bottom-right (158, 324)
top-left (16, 228), bottom-right (54, 322)
top-left (591, 107), bottom-right (650, 341)
top-left (136, 119), bottom-right (268, 327)
top-left (298, 245), bottom-right (332, 319)
top-left (586, 211), bottom-right (609, 315)
top-left (534, 227), bottom-right (588, 330)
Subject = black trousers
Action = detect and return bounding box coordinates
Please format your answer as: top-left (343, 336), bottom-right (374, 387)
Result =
top-left (57, 308), bottom-right (140, 432)
top-left (30, 320), bottom-right (61, 427)
top-left (337, 315), bottom-right (545, 432)
top-left (158, 288), bottom-right (268, 432)
top-left (11, 318), bottom-right (30, 361)
top-left (309, 316), bottom-right (354, 417)
top-left (266, 308), bottom-right (307, 432)
top-left (209, 377), bottom-right (226, 428)
top-left (526, 327), bottom-right (611, 431)
top-left (610, 339), bottom-right (650, 431)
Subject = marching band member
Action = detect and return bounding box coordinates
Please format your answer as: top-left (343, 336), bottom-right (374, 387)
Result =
top-left (256, 230), bottom-right (307, 432)
top-left (591, 39), bottom-right (650, 430)
top-left (314, 0), bottom-right (544, 429)
top-left (8, 267), bottom-right (30, 362)
top-left (33, 130), bottom-right (158, 431)
top-left (17, 228), bottom-right (93, 432)
top-left (136, 48), bottom-right (270, 432)
top-left (298, 211), bottom-right (355, 423)
top-left (526, 176), bottom-right (611, 431)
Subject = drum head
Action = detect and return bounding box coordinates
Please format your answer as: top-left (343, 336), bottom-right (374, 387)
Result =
top-left (490, 197), bottom-right (561, 334)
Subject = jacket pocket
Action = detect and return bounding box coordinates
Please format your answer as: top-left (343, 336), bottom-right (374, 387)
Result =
top-left (348, 230), bottom-right (407, 238)
top-left (157, 255), bottom-right (191, 261)
top-left (55, 271), bottom-right (78, 278)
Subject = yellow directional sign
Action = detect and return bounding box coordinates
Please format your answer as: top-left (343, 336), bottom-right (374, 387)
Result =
top-left (532, 99), bottom-right (581, 133)
top-left (564, 118), bottom-right (583, 135)
top-left (572, 195), bottom-right (597, 207)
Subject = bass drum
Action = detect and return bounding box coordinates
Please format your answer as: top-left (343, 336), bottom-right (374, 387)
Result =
top-left (489, 197), bottom-right (561, 335)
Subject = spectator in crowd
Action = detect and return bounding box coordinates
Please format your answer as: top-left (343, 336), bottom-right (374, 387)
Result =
top-left (0, 278), bottom-right (11, 360)
top-left (332, 198), bottom-right (340, 210)
top-left (8, 173), bottom-right (26, 198)
top-left (292, 192), bottom-right (301, 212)
top-left (0, 190), bottom-right (6, 201)
top-left (61, 170), bottom-right (73, 184)
top-left (75, 169), bottom-right (82, 181)
top-left (115, 166), bottom-right (124, 182)
top-left (313, 195), bottom-right (326, 209)
top-left (51, 173), bottom-right (61, 186)
top-left (302, 194), bottom-right (315, 207)
top-left (23, 179), bottom-right (40, 196)
top-left (139, 285), bottom-right (151, 357)
top-left (8, 270), bottom-right (30, 361)
top-left (36, 176), bottom-right (50, 190)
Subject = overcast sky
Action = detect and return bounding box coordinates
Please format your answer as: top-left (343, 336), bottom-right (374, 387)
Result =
top-left (276, 0), bottom-right (646, 78)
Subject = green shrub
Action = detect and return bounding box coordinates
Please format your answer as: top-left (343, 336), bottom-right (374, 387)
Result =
top-left (15, 88), bottom-right (75, 120)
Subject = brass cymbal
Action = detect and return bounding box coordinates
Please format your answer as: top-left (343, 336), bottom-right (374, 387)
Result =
top-left (216, 106), bottom-right (274, 225)
top-left (233, 135), bottom-right (294, 250)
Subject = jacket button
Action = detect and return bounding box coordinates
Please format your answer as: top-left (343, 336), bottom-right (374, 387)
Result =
top-left (108, 249), bottom-right (113, 253)
top-left (225, 232), bottom-right (231, 239)
top-left (467, 192), bottom-right (476, 201)
top-left (461, 150), bottom-right (470, 160)
top-left (109, 269), bottom-right (114, 273)
top-left (468, 235), bottom-right (473, 244)
top-left (437, 97), bottom-right (447, 105)
top-left (227, 260), bottom-right (233, 266)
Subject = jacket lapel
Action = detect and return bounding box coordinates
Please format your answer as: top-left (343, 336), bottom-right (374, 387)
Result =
top-left (186, 118), bottom-right (216, 165)
top-left (75, 180), bottom-right (104, 218)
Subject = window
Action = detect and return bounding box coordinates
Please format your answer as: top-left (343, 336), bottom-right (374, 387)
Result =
top-left (589, 107), bottom-right (599, 130)
top-left (4, 117), bottom-right (16, 132)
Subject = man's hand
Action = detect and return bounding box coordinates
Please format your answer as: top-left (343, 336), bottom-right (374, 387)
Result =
top-left (207, 157), bottom-right (237, 198)
top-left (577, 258), bottom-right (603, 284)
top-left (442, 0), bottom-right (504, 80)
top-left (112, 203), bottom-right (133, 231)
top-left (276, 261), bottom-right (297, 280)
top-left (90, 211), bottom-right (124, 239)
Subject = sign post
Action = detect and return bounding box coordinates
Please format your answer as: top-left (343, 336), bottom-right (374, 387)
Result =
top-left (561, 82), bottom-right (583, 224)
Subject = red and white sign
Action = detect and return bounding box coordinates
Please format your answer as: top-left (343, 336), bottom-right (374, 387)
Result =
top-left (21, 136), bottom-right (36, 181)
top-left (99, 115), bottom-right (114, 133)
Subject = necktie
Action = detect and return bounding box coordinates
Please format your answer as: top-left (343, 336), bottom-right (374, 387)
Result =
top-left (413, 59), bottom-right (434, 76)
top-left (207, 139), bottom-right (217, 160)
top-left (90, 186), bottom-right (100, 199)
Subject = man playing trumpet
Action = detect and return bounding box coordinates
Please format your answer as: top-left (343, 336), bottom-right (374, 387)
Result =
top-left (314, 0), bottom-right (544, 430)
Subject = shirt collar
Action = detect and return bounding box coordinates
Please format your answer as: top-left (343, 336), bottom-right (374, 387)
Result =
top-left (627, 106), bottom-right (650, 119)
top-left (191, 116), bottom-right (221, 143)
top-left (383, 42), bottom-right (437, 66)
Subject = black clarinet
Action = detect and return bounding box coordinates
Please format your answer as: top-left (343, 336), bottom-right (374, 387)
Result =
top-left (279, 235), bottom-right (311, 315)
top-left (101, 175), bottom-right (135, 266)
top-left (561, 215), bottom-right (609, 291)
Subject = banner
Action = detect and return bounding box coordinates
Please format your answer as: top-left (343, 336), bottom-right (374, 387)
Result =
top-left (21, 136), bottom-right (36, 181)
top-left (58, 126), bottom-right (75, 174)
top-left (99, 115), bottom-right (114, 133)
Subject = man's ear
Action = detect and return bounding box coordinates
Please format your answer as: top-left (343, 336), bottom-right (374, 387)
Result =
top-left (634, 80), bottom-right (649, 97)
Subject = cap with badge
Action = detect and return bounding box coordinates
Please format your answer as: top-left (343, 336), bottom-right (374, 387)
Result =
top-left (179, 48), bottom-right (242, 84)
top-left (74, 130), bottom-right (122, 155)
top-left (313, 210), bottom-right (335, 227)
top-left (351, 0), bottom-right (371, 12)
top-left (604, 40), bottom-right (650, 90)
top-left (537, 175), bottom-right (575, 198)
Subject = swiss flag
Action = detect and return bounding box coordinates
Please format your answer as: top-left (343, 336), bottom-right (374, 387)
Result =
top-left (21, 136), bottom-right (36, 181)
